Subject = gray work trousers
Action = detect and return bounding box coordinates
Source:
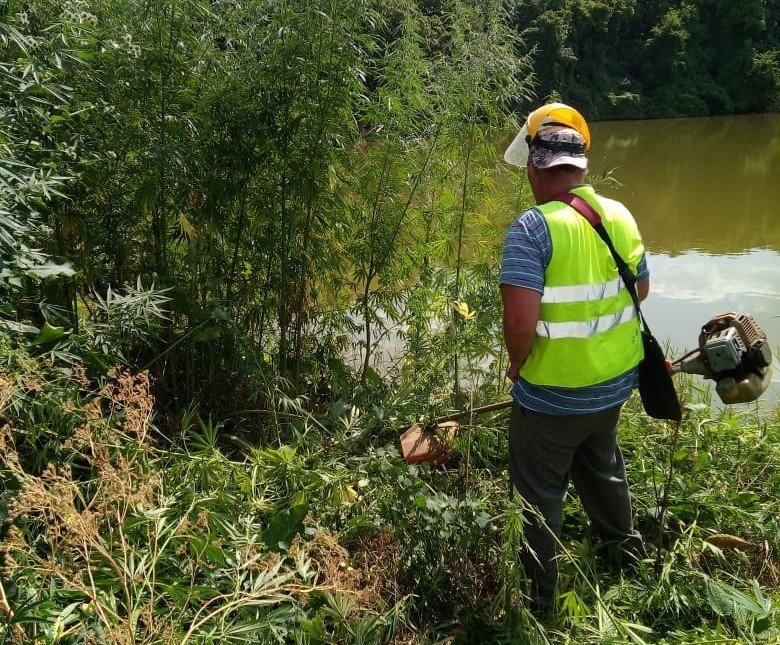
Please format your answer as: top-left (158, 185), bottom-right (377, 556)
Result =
top-left (508, 402), bottom-right (642, 611)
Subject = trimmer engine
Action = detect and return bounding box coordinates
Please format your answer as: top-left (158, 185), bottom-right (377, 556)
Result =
top-left (672, 312), bottom-right (773, 403)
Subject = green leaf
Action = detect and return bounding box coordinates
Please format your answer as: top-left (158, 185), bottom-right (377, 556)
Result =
top-left (0, 319), bottom-right (39, 334)
top-left (706, 581), bottom-right (734, 617)
top-left (262, 501), bottom-right (309, 551)
top-left (26, 260), bottom-right (75, 279)
top-left (31, 322), bottom-right (67, 346)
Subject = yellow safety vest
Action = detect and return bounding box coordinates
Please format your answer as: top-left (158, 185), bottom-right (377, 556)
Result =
top-left (519, 185), bottom-right (645, 388)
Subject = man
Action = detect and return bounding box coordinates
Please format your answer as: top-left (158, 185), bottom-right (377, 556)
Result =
top-left (500, 103), bottom-right (649, 614)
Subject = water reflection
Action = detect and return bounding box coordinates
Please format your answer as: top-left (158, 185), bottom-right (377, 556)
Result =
top-left (590, 114), bottom-right (780, 255)
top-left (587, 115), bottom-right (780, 407)
top-left (645, 251), bottom-right (780, 402)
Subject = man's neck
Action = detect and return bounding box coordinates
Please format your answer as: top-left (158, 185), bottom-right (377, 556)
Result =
top-left (537, 178), bottom-right (585, 204)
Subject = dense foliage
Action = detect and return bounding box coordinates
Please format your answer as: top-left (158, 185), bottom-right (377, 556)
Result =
top-left (1, 0), bottom-right (529, 419)
top-left (1, 0), bottom-right (779, 642)
top-left (509, 0), bottom-right (780, 118)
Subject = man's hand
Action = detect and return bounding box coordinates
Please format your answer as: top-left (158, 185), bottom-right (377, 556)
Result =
top-left (501, 284), bottom-right (542, 381)
top-left (637, 278), bottom-right (650, 302)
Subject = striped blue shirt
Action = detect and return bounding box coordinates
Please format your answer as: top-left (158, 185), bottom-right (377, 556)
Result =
top-left (500, 205), bottom-right (649, 415)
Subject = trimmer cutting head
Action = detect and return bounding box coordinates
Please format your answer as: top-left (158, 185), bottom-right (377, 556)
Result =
top-left (673, 312), bottom-right (773, 404)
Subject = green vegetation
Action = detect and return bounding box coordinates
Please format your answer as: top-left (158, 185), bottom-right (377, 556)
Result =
top-left (509, 0), bottom-right (780, 118)
top-left (1, 0), bottom-right (779, 642)
top-left (2, 335), bottom-right (779, 642)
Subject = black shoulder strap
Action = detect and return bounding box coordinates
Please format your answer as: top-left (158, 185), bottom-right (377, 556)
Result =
top-left (551, 191), bottom-right (649, 333)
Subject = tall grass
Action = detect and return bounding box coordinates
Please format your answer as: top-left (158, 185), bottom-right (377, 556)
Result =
top-left (2, 332), bottom-right (778, 642)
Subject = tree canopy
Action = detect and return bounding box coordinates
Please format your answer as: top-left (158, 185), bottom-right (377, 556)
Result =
top-left (508, 0), bottom-right (779, 118)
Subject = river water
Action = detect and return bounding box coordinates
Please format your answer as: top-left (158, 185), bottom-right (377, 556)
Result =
top-left (584, 114), bottom-right (780, 409)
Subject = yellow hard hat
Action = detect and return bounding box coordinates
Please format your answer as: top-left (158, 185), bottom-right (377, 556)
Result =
top-left (504, 103), bottom-right (591, 166)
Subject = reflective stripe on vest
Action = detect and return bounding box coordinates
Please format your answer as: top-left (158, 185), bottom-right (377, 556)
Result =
top-left (536, 303), bottom-right (636, 339)
top-left (542, 276), bottom-right (623, 303)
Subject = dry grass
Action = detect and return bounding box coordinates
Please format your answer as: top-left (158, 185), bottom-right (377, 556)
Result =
top-left (0, 366), bottom-right (347, 642)
top-left (2, 368), bottom-right (161, 643)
